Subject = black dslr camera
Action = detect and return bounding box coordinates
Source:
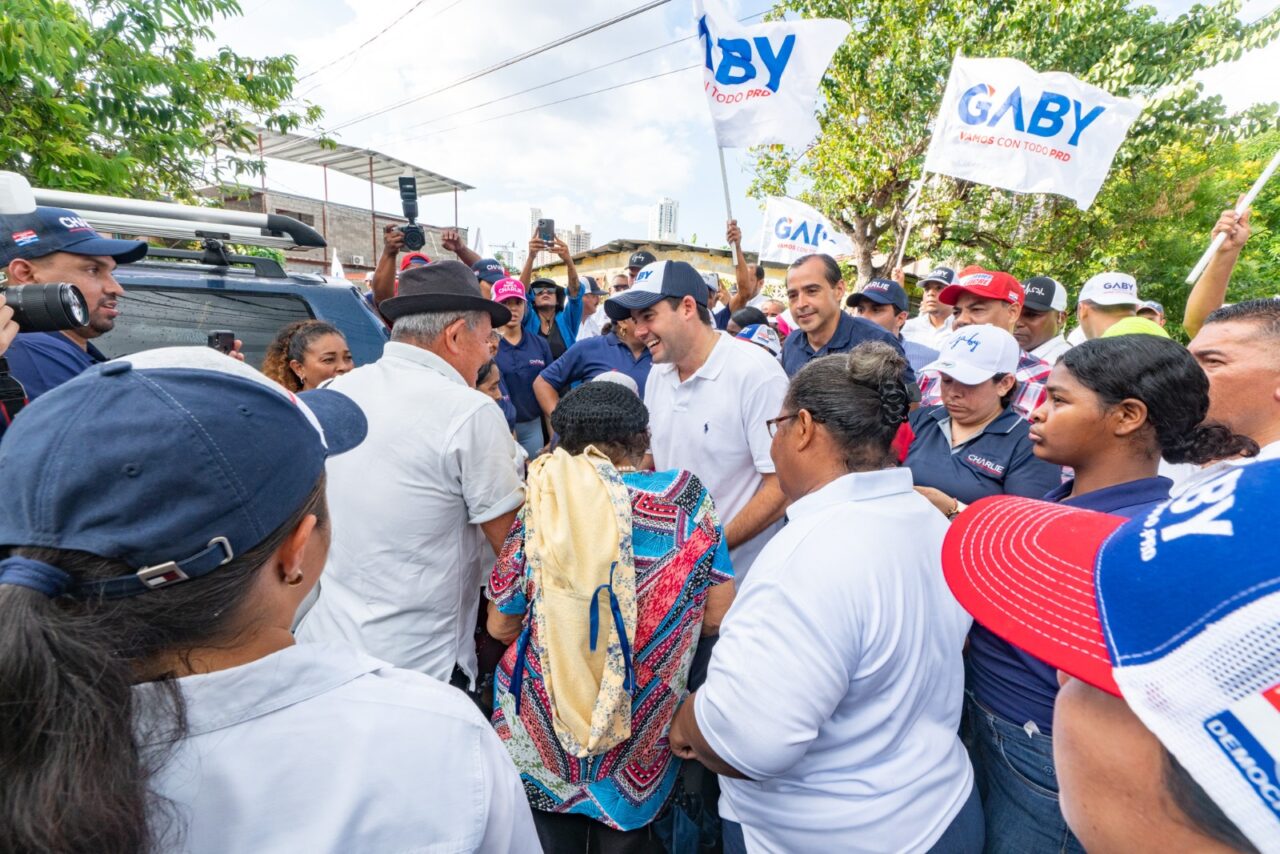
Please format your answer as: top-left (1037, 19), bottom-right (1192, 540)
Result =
top-left (397, 177), bottom-right (426, 252)
top-left (0, 282), bottom-right (89, 427)
top-left (0, 282), bottom-right (90, 332)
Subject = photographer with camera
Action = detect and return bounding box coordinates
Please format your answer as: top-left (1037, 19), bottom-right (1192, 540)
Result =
top-left (0, 292), bottom-right (17, 357)
top-left (1, 207), bottom-right (147, 408)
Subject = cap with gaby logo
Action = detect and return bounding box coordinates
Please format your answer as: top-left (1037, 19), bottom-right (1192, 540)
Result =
top-left (941, 460), bottom-right (1280, 852)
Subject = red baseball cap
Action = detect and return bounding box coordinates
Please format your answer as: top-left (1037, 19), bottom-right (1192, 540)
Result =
top-left (942, 495), bottom-right (1126, 695)
top-left (399, 252), bottom-right (432, 272)
top-left (938, 268), bottom-right (1024, 307)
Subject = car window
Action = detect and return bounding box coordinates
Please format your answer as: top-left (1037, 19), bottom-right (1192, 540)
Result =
top-left (99, 286), bottom-right (314, 367)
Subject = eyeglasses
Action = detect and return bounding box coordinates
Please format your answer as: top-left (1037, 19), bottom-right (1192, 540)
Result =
top-left (530, 286), bottom-right (556, 294)
top-left (765, 414), bottom-right (798, 438)
top-left (612, 284), bottom-right (630, 293)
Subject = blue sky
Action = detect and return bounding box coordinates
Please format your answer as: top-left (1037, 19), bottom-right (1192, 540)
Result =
top-left (213, 0), bottom-right (1280, 260)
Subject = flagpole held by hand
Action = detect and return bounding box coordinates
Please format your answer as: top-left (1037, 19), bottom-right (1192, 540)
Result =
top-left (717, 146), bottom-right (742, 265)
top-left (1185, 147), bottom-right (1280, 285)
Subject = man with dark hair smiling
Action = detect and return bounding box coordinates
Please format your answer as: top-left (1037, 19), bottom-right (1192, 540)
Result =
top-left (779, 253), bottom-right (910, 379)
top-left (607, 259), bottom-right (788, 581)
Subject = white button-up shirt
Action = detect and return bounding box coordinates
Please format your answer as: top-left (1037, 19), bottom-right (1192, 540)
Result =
top-left (696, 469), bottom-right (974, 853)
top-left (297, 342), bottom-right (525, 682)
top-left (1030, 333), bottom-right (1072, 365)
top-left (137, 642), bottom-right (539, 853)
top-left (644, 333), bottom-right (788, 579)
top-left (902, 313), bottom-right (953, 348)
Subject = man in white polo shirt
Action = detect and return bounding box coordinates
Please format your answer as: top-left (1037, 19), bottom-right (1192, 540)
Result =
top-left (297, 261), bottom-right (525, 686)
top-left (606, 260), bottom-right (789, 581)
top-left (1075, 271), bottom-right (1139, 339)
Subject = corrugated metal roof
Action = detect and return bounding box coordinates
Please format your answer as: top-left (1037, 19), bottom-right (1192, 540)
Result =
top-left (247, 129), bottom-right (474, 195)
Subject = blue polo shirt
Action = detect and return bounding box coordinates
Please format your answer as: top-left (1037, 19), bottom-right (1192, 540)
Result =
top-left (901, 337), bottom-right (938, 374)
top-left (5, 331), bottom-right (107, 402)
top-left (905, 405), bottom-right (1063, 506)
top-left (538, 333), bottom-right (652, 397)
top-left (496, 375), bottom-right (517, 429)
top-left (496, 331), bottom-right (552, 423)
top-left (713, 305), bottom-right (731, 331)
top-left (780, 312), bottom-right (915, 383)
top-left (967, 475), bottom-right (1174, 734)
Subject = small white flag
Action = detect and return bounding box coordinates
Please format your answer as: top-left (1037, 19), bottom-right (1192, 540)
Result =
top-left (330, 251), bottom-right (346, 280)
top-left (757, 196), bottom-right (854, 264)
top-left (923, 56), bottom-right (1142, 209)
top-left (694, 0), bottom-right (850, 149)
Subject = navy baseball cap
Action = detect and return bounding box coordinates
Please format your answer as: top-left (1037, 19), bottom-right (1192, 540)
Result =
top-left (917, 266), bottom-right (955, 288)
top-left (1023, 276), bottom-right (1067, 313)
top-left (1138, 300), bottom-right (1166, 317)
top-left (605, 260), bottom-right (706, 321)
top-left (846, 278), bottom-right (907, 313)
top-left (583, 275), bottom-right (607, 297)
top-left (0, 206), bottom-right (147, 266)
top-left (471, 258), bottom-right (505, 284)
top-left (627, 250), bottom-right (657, 270)
top-left (0, 347), bottom-right (366, 599)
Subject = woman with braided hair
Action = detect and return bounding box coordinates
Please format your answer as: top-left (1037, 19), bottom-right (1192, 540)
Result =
top-left (668, 341), bottom-right (983, 854)
top-left (485, 380), bottom-right (735, 852)
top-left (957, 334), bottom-right (1259, 854)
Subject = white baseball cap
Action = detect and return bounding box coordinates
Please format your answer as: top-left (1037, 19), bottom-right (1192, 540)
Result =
top-left (922, 325), bottom-right (1020, 384)
top-left (590, 370), bottom-right (639, 395)
top-left (1079, 272), bottom-right (1139, 307)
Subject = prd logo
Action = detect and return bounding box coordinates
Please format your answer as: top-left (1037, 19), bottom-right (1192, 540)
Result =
top-left (958, 83), bottom-right (1107, 146)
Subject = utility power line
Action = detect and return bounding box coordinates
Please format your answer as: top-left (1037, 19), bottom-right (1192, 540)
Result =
top-left (324, 0), bottom-right (673, 133)
top-left (297, 0), bottom-right (469, 82)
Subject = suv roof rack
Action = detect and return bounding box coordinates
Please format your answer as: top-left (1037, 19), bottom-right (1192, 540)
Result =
top-left (32, 188), bottom-right (327, 250)
top-left (144, 245), bottom-right (288, 278)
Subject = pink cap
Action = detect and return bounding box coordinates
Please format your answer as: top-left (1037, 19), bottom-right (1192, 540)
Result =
top-left (492, 277), bottom-right (527, 303)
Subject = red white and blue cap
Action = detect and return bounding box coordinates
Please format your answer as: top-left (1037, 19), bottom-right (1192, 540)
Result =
top-left (0, 206), bottom-right (147, 266)
top-left (942, 460), bottom-right (1280, 851)
top-left (0, 347), bottom-right (366, 599)
top-left (735, 323), bottom-right (782, 356)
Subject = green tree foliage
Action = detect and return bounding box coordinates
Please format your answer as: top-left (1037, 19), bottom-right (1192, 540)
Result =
top-left (749, 0), bottom-right (1280, 303)
top-left (0, 0), bottom-right (321, 199)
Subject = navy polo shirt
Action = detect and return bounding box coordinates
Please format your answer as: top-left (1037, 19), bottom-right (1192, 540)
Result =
top-left (967, 475), bottom-right (1173, 734)
top-left (538, 333), bottom-right (652, 397)
top-left (905, 405), bottom-right (1063, 506)
top-left (5, 331), bottom-right (107, 402)
top-left (780, 312), bottom-right (915, 383)
top-left (496, 375), bottom-right (517, 429)
top-left (496, 331), bottom-right (552, 423)
top-left (713, 305), bottom-right (731, 331)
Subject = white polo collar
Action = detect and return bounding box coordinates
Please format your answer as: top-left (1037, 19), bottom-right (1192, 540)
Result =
top-left (786, 468), bottom-right (914, 520)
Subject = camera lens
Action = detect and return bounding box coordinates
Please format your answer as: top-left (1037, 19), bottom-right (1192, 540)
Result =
top-left (1, 283), bottom-right (90, 332)
top-left (401, 225), bottom-right (426, 252)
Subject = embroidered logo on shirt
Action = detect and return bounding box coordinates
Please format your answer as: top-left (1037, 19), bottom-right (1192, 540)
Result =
top-left (529, 359), bottom-right (546, 368)
top-left (1204, 683), bottom-right (1280, 817)
top-left (965, 454), bottom-right (1006, 476)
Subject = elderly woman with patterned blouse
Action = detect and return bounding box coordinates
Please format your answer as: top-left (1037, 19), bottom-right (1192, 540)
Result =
top-left (486, 381), bottom-right (736, 853)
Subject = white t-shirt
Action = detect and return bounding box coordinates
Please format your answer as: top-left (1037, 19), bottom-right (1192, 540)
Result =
top-left (138, 643), bottom-right (538, 853)
top-left (902, 313), bottom-right (952, 348)
top-left (644, 333), bottom-right (788, 580)
top-left (1067, 325), bottom-right (1087, 345)
top-left (696, 469), bottom-right (974, 853)
top-left (1030, 333), bottom-right (1072, 365)
top-left (297, 343), bottom-right (525, 682)
top-left (578, 310), bottom-right (606, 340)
